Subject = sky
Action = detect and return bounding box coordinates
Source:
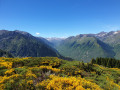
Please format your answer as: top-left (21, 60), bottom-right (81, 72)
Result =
top-left (0, 0), bottom-right (120, 38)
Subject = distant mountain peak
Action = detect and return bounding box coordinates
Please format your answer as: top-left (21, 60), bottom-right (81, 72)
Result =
top-left (95, 31), bottom-right (107, 37)
top-left (112, 30), bottom-right (120, 34)
top-left (113, 31), bottom-right (119, 34)
top-left (46, 37), bottom-right (66, 41)
top-left (97, 31), bottom-right (107, 34)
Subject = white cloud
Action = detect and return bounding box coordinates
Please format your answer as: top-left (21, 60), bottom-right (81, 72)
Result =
top-left (36, 32), bottom-right (40, 35)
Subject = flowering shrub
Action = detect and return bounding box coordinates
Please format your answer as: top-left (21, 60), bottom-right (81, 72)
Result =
top-left (0, 57), bottom-right (120, 90)
top-left (5, 69), bottom-right (15, 75)
top-left (36, 75), bottom-right (102, 90)
top-left (0, 61), bottom-right (13, 69)
top-left (39, 66), bottom-right (60, 72)
top-left (104, 76), bottom-right (120, 90)
top-left (26, 70), bottom-right (37, 79)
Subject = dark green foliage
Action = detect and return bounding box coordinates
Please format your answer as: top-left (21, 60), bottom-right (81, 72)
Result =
top-left (91, 57), bottom-right (120, 68)
top-left (0, 69), bottom-right (7, 76)
top-left (91, 58), bottom-right (96, 64)
top-left (0, 49), bottom-right (13, 57)
top-left (15, 68), bottom-right (28, 75)
top-left (76, 62), bottom-right (94, 72)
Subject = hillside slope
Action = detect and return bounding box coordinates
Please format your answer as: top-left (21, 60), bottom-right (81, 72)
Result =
top-left (56, 35), bottom-right (115, 62)
top-left (0, 30), bottom-right (60, 57)
top-left (96, 31), bottom-right (120, 59)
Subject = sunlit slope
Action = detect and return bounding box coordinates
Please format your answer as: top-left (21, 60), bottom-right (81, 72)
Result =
top-left (56, 36), bottom-right (115, 62)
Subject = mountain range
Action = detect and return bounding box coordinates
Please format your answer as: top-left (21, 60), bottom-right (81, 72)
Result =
top-left (0, 30), bottom-right (120, 62)
top-left (47, 30), bottom-right (120, 62)
top-left (0, 30), bottom-right (60, 57)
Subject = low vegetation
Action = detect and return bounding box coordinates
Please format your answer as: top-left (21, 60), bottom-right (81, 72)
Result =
top-left (0, 57), bottom-right (120, 90)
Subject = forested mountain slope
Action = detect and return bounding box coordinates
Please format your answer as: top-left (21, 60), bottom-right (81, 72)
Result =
top-left (0, 30), bottom-right (60, 57)
top-left (56, 35), bottom-right (115, 62)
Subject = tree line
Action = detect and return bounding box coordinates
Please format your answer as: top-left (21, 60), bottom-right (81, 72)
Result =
top-left (91, 57), bottom-right (120, 68)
